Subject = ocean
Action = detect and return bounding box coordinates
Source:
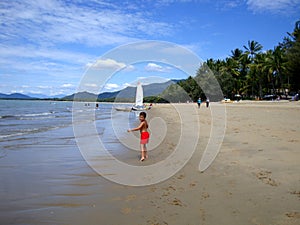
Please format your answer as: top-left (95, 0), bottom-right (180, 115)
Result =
top-left (0, 100), bottom-right (143, 224)
top-left (0, 100), bottom-right (138, 152)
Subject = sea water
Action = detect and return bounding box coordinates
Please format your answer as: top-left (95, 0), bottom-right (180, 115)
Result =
top-left (0, 100), bottom-right (139, 223)
top-left (0, 100), bottom-right (137, 156)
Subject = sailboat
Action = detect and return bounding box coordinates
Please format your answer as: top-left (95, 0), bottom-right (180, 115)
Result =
top-left (131, 82), bottom-right (145, 111)
top-left (115, 82), bottom-right (148, 112)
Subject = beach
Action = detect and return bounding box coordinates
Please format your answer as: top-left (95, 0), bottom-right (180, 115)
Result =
top-left (0, 100), bottom-right (300, 225)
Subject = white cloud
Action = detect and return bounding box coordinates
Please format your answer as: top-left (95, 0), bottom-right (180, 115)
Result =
top-left (61, 83), bottom-right (74, 88)
top-left (123, 65), bottom-right (135, 72)
top-left (0, 44), bottom-right (93, 80)
top-left (87, 59), bottom-right (126, 70)
top-left (124, 76), bottom-right (170, 87)
top-left (246, 0), bottom-right (300, 14)
top-left (10, 89), bottom-right (25, 94)
top-left (0, 0), bottom-right (172, 48)
top-left (123, 82), bottom-right (134, 88)
top-left (145, 63), bottom-right (172, 73)
top-left (37, 85), bottom-right (51, 89)
top-left (0, 0), bottom-right (175, 96)
top-left (28, 90), bottom-right (43, 94)
top-left (84, 83), bottom-right (98, 88)
top-left (104, 83), bottom-right (120, 90)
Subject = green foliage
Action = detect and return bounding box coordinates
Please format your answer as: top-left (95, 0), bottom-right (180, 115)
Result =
top-left (162, 20), bottom-right (299, 101)
top-left (143, 96), bottom-right (169, 103)
top-left (161, 82), bottom-right (193, 103)
top-left (284, 21), bottom-right (300, 91)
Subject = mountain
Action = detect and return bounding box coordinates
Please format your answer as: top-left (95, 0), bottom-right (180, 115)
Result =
top-left (0, 93), bottom-right (35, 99)
top-left (61, 91), bottom-right (99, 101)
top-left (0, 93), bottom-right (8, 98)
top-left (25, 93), bottom-right (49, 99)
top-left (63, 80), bottom-right (182, 101)
top-left (98, 80), bottom-right (181, 100)
top-left (98, 90), bottom-right (120, 99)
top-left (0, 80), bottom-right (183, 101)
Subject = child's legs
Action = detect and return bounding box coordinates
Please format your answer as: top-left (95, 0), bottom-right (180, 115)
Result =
top-left (140, 144), bottom-right (147, 158)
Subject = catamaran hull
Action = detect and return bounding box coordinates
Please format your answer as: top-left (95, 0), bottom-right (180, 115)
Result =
top-left (131, 107), bottom-right (147, 111)
top-left (115, 108), bottom-right (132, 112)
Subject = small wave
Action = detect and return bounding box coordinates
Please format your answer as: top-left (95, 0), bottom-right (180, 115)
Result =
top-left (1, 112), bottom-right (56, 120)
top-left (20, 116), bottom-right (56, 120)
top-left (0, 127), bottom-right (41, 139)
top-left (0, 123), bottom-right (73, 141)
top-left (21, 112), bottom-right (54, 117)
top-left (0, 132), bottom-right (25, 139)
top-left (0, 115), bottom-right (17, 119)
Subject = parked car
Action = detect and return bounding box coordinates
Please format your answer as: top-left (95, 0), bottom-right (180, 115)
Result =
top-left (291, 93), bottom-right (299, 101)
top-left (262, 94), bottom-right (277, 100)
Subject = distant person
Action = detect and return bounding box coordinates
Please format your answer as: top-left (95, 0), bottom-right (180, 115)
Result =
top-left (95, 103), bottom-right (99, 109)
top-left (197, 98), bottom-right (201, 108)
top-left (206, 98), bottom-right (210, 107)
top-left (127, 111), bottom-right (149, 161)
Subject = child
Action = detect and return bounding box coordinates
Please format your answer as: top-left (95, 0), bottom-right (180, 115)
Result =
top-left (127, 111), bottom-right (150, 161)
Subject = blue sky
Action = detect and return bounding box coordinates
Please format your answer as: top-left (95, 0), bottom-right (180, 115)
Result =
top-left (0, 0), bottom-right (299, 96)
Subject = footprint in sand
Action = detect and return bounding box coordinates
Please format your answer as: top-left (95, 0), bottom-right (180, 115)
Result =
top-left (164, 185), bottom-right (176, 191)
top-left (169, 198), bottom-right (185, 207)
top-left (150, 187), bottom-right (157, 192)
top-left (125, 194), bottom-right (137, 202)
top-left (201, 192), bottom-right (210, 199)
top-left (285, 212), bottom-right (300, 218)
top-left (289, 191), bottom-right (300, 198)
top-left (161, 185), bottom-right (176, 197)
top-left (147, 219), bottom-right (169, 225)
top-left (177, 174), bottom-right (185, 179)
top-left (233, 128), bottom-right (240, 133)
top-left (255, 170), bottom-right (279, 186)
top-left (189, 182), bottom-right (197, 187)
top-left (121, 207), bottom-right (132, 215)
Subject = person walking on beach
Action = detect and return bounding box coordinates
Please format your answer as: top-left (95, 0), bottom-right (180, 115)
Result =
top-left (197, 98), bottom-right (202, 108)
top-left (206, 98), bottom-right (210, 107)
top-left (127, 112), bottom-right (150, 161)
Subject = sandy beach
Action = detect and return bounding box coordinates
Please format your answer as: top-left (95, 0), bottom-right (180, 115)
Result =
top-left (0, 101), bottom-right (299, 225)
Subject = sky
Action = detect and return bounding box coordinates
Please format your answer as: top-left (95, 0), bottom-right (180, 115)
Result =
top-left (0, 0), bottom-right (299, 96)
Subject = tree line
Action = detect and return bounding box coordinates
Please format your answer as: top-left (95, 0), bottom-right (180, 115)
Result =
top-left (160, 20), bottom-right (300, 102)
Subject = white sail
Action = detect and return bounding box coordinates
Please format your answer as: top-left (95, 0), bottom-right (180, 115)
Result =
top-left (135, 82), bottom-right (143, 107)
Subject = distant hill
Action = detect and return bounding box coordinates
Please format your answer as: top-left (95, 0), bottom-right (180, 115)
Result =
top-left (61, 91), bottom-right (99, 101)
top-left (61, 80), bottom-right (181, 101)
top-left (98, 80), bottom-right (181, 100)
top-left (0, 79), bottom-right (183, 101)
top-left (0, 93), bottom-right (35, 99)
top-left (98, 90), bottom-right (120, 99)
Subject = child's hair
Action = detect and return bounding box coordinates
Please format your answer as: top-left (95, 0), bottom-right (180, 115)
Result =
top-left (139, 111), bottom-right (146, 118)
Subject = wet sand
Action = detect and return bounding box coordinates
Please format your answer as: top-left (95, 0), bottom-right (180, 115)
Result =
top-left (0, 101), bottom-right (299, 225)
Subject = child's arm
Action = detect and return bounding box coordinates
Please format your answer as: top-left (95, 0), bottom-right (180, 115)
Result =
top-left (127, 122), bottom-right (144, 132)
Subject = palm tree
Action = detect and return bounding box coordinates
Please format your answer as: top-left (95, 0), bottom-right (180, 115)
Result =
top-left (243, 40), bottom-right (263, 61)
top-left (230, 48), bottom-right (243, 60)
top-left (264, 50), bottom-right (276, 94)
top-left (243, 40), bottom-right (263, 97)
top-left (285, 20), bottom-right (300, 91)
top-left (264, 46), bottom-right (287, 95)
